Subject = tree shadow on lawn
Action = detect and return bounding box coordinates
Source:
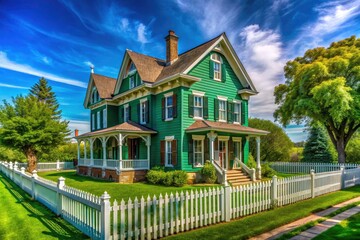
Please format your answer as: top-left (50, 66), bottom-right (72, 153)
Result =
top-left (0, 174), bottom-right (89, 240)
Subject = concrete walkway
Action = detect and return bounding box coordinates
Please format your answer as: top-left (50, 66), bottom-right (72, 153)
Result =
top-left (250, 196), bottom-right (360, 240)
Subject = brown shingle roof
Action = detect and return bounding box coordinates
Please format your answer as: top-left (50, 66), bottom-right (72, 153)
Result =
top-left (186, 120), bottom-right (269, 135)
top-left (127, 33), bottom-right (223, 83)
top-left (92, 73), bottom-right (116, 99)
top-left (77, 121), bottom-right (157, 138)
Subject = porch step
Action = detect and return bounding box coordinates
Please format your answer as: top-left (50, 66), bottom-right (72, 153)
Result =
top-left (226, 169), bottom-right (252, 186)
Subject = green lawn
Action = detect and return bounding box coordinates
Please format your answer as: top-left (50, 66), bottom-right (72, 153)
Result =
top-left (164, 186), bottom-right (360, 240)
top-left (0, 173), bottom-right (87, 240)
top-left (313, 211), bottom-right (360, 240)
top-left (38, 170), bottom-right (218, 201)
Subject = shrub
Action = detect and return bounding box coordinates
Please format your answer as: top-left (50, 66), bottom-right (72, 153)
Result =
top-left (163, 171), bottom-right (174, 186)
top-left (200, 160), bottom-right (217, 183)
top-left (261, 163), bottom-right (276, 178)
top-left (146, 169), bottom-right (165, 185)
top-left (172, 170), bottom-right (188, 187)
top-left (247, 154), bottom-right (257, 169)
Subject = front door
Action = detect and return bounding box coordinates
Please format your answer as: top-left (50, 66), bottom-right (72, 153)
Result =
top-left (128, 138), bottom-right (139, 159)
top-left (218, 140), bottom-right (227, 169)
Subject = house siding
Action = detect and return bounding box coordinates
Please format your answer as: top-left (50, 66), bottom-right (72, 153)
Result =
top-left (107, 105), bottom-right (118, 128)
top-left (90, 105), bottom-right (106, 132)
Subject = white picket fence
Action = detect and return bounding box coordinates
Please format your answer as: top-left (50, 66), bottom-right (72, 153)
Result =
top-left (1, 161), bottom-right (360, 240)
top-left (17, 160), bottom-right (75, 171)
top-left (270, 162), bottom-right (360, 173)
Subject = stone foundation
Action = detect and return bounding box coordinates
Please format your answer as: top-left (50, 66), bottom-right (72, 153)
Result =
top-left (76, 166), bottom-right (147, 183)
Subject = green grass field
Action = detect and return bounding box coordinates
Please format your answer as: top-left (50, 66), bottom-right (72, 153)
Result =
top-left (0, 173), bottom-right (87, 240)
top-left (313, 211), bottom-right (360, 239)
top-left (164, 186), bottom-right (360, 240)
top-left (38, 170), bottom-right (218, 201)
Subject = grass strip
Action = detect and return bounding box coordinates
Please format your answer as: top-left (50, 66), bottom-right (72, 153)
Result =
top-left (313, 211), bottom-right (360, 239)
top-left (164, 186), bottom-right (360, 240)
top-left (277, 201), bottom-right (360, 240)
top-left (0, 173), bottom-right (88, 240)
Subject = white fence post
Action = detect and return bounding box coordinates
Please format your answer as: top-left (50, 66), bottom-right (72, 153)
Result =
top-left (100, 191), bottom-right (111, 240)
top-left (20, 167), bottom-right (25, 190)
top-left (31, 170), bottom-right (38, 200)
top-left (223, 185), bottom-right (231, 222)
top-left (271, 175), bottom-right (278, 208)
top-left (57, 177), bottom-right (65, 216)
top-left (9, 162), bottom-right (13, 180)
top-left (56, 160), bottom-right (60, 171)
top-left (310, 169), bottom-right (315, 198)
top-left (340, 166), bottom-right (345, 189)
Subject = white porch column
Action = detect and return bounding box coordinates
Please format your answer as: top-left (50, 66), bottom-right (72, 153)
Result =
top-left (84, 141), bottom-right (87, 159)
top-left (77, 141), bottom-right (80, 160)
top-left (118, 134), bottom-right (123, 170)
top-left (90, 139), bottom-right (94, 166)
top-left (102, 137), bottom-right (107, 168)
top-left (146, 135), bottom-right (151, 170)
top-left (256, 136), bottom-right (261, 180)
top-left (207, 131), bottom-right (217, 162)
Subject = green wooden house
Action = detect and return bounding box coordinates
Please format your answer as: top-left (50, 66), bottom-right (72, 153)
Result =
top-left (75, 30), bottom-right (268, 184)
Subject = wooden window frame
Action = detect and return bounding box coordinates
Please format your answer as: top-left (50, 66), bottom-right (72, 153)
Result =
top-left (211, 53), bottom-right (222, 81)
top-left (233, 101), bottom-right (242, 124)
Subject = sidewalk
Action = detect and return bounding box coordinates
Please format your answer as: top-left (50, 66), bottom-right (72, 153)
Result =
top-left (250, 196), bottom-right (360, 240)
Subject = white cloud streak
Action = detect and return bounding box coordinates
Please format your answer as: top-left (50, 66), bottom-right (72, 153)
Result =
top-left (0, 83), bottom-right (29, 89)
top-left (0, 51), bottom-right (87, 88)
top-left (67, 120), bottom-right (90, 138)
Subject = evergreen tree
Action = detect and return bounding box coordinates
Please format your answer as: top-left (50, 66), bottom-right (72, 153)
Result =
top-left (30, 77), bottom-right (61, 116)
top-left (302, 125), bottom-right (333, 163)
top-left (0, 79), bottom-right (69, 172)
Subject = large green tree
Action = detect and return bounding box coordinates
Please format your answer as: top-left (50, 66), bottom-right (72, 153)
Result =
top-left (0, 79), bottom-right (69, 172)
top-left (274, 36), bottom-right (360, 163)
top-left (249, 118), bottom-right (293, 162)
top-left (302, 125), bottom-right (333, 163)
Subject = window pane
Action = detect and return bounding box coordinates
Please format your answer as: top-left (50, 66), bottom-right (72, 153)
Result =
top-left (166, 96), bottom-right (173, 106)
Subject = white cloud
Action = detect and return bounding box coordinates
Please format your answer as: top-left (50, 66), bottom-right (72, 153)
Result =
top-left (0, 83), bottom-right (29, 89)
top-left (67, 120), bottom-right (90, 137)
top-left (238, 25), bottom-right (285, 119)
top-left (137, 23), bottom-right (149, 44)
top-left (0, 51), bottom-right (86, 88)
top-left (289, 0), bottom-right (360, 56)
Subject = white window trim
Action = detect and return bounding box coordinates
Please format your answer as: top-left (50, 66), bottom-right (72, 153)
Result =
top-left (192, 135), bottom-right (205, 167)
top-left (140, 98), bottom-right (147, 124)
top-left (218, 136), bottom-right (230, 141)
top-left (211, 53), bottom-right (222, 81)
top-left (165, 136), bottom-right (174, 167)
top-left (218, 99), bottom-right (227, 122)
top-left (103, 109), bottom-right (107, 128)
top-left (233, 101), bottom-right (242, 124)
top-left (123, 104), bottom-right (129, 122)
top-left (91, 113), bottom-right (95, 130)
top-left (129, 76), bottom-right (135, 89)
top-left (96, 112), bottom-right (101, 129)
top-left (232, 137), bottom-right (242, 142)
top-left (192, 90), bottom-right (205, 97)
top-left (164, 92), bottom-right (174, 121)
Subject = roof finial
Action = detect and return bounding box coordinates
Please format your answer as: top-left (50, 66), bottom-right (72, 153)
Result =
top-left (90, 65), bottom-right (94, 73)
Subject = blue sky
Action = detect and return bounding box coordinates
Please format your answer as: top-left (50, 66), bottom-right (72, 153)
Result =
top-left (1, 0), bottom-right (360, 142)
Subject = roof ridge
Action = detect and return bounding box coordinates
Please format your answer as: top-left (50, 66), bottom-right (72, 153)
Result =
top-left (92, 73), bottom-right (116, 80)
top-left (127, 49), bottom-right (165, 62)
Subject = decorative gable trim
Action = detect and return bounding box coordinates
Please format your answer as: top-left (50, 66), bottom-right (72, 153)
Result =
top-left (83, 74), bottom-right (95, 108)
top-left (114, 51), bottom-right (131, 95)
top-left (183, 34), bottom-right (258, 94)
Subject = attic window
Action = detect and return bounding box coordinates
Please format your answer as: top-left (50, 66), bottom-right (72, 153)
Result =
top-left (127, 62), bottom-right (136, 76)
top-left (91, 87), bottom-right (100, 104)
top-left (211, 53), bottom-right (222, 81)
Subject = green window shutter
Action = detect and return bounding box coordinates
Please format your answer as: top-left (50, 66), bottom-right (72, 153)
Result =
top-left (173, 94), bottom-right (178, 118)
top-left (227, 101), bottom-right (233, 123)
top-left (137, 103), bottom-right (141, 123)
top-left (221, 61), bottom-right (226, 82)
top-left (188, 138), bottom-right (193, 165)
top-left (120, 106), bottom-right (124, 123)
top-left (209, 59), bottom-right (214, 79)
top-left (128, 105), bottom-right (132, 121)
top-left (188, 94), bottom-right (194, 118)
top-left (161, 97), bottom-right (165, 121)
top-left (171, 140), bottom-right (177, 166)
top-left (135, 73), bottom-right (138, 87)
top-left (214, 98), bottom-right (219, 121)
top-left (204, 137), bottom-right (209, 161)
top-left (203, 96), bottom-right (209, 119)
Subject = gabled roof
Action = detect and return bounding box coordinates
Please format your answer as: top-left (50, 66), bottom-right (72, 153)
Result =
top-left (92, 73), bottom-right (116, 99)
top-left (83, 73), bottom-right (116, 108)
top-left (186, 120), bottom-right (269, 135)
top-left (76, 121), bottom-right (157, 138)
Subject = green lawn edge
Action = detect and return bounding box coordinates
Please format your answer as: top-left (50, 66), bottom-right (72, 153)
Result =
top-left (0, 173), bottom-right (88, 240)
top-left (164, 186), bottom-right (360, 240)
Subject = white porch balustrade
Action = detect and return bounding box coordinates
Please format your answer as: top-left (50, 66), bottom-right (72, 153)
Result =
top-left (93, 159), bottom-right (103, 167)
top-left (77, 158), bottom-right (149, 171)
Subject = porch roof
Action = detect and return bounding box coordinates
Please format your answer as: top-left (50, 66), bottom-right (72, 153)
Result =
top-left (76, 121), bottom-right (157, 138)
top-left (186, 120), bottom-right (269, 136)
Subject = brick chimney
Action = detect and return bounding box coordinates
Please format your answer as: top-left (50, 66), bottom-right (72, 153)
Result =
top-left (74, 129), bottom-right (79, 137)
top-left (165, 30), bottom-right (179, 65)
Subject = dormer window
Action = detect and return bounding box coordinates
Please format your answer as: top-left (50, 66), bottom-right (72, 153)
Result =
top-left (211, 53), bottom-right (222, 81)
top-left (129, 76), bottom-right (135, 89)
top-left (91, 87), bottom-right (100, 104)
top-left (127, 62), bottom-right (138, 89)
top-left (128, 62), bottom-right (136, 75)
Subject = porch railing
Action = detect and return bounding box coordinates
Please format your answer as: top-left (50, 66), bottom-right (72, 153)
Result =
top-left (121, 159), bottom-right (148, 170)
top-left (212, 160), bottom-right (227, 185)
top-left (233, 158), bottom-right (256, 181)
top-left (93, 159), bottom-right (103, 167)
